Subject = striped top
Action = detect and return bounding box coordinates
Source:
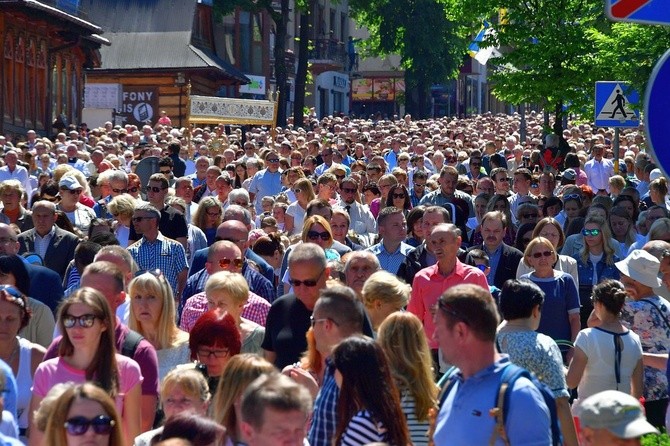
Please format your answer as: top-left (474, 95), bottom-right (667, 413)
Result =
top-left (401, 390), bottom-right (431, 446)
top-left (340, 410), bottom-right (387, 446)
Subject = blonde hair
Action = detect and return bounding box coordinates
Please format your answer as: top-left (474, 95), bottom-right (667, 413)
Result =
top-left (192, 197), bottom-right (222, 229)
top-left (211, 354), bottom-right (275, 440)
top-left (524, 236), bottom-right (557, 265)
top-left (292, 177), bottom-right (316, 203)
top-left (377, 312), bottom-right (437, 422)
top-left (161, 365), bottom-right (211, 405)
top-left (128, 272), bottom-right (187, 349)
top-left (107, 193), bottom-right (136, 219)
top-left (361, 271), bottom-right (410, 309)
top-left (579, 215), bottom-right (617, 265)
top-left (204, 271), bottom-right (249, 306)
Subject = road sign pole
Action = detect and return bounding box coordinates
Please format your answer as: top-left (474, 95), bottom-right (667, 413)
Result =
top-left (614, 128), bottom-right (620, 174)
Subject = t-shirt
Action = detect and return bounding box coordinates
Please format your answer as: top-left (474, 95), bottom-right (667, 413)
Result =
top-left (32, 354), bottom-right (143, 414)
top-left (260, 293), bottom-right (311, 369)
top-left (340, 410), bottom-right (388, 446)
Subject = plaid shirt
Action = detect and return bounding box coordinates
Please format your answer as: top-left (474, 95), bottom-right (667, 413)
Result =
top-left (179, 291), bottom-right (270, 332)
top-left (128, 232), bottom-right (188, 295)
top-left (308, 360), bottom-right (339, 446)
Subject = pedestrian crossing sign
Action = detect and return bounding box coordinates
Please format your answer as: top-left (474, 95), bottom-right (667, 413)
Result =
top-left (595, 81), bottom-right (640, 128)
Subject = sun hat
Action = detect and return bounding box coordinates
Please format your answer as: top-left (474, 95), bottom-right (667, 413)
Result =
top-left (615, 249), bottom-right (662, 288)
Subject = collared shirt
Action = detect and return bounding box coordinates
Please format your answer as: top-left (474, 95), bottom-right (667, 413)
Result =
top-left (0, 165), bottom-right (32, 200)
top-left (336, 200), bottom-right (377, 235)
top-left (433, 356), bottom-right (551, 446)
top-left (179, 291), bottom-right (271, 332)
top-left (419, 189), bottom-right (474, 218)
top-left (483, 244), bottom-right (503, 285)
top-left (367, 242), bottom-right (414, 275)
top-left (33, 226), bottom-right (56, 259)
top-left (308, 360), bottom-right (339, 446)
top-left (584, 157), bottom-right (614, 192)
top-left (127, 232), bottom-right (188, 295)
top-left (407, 261), bottom-right (489, 349)
top-left (248, 169), bottom-right (282, 214)
top-left (409, 188), bottom-right (424, 207)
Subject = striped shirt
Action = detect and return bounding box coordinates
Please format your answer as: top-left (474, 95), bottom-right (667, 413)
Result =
top-left (400, 390), bottom-right (430, 446)
top-left (340, 410), bottom-right (388, 446)
top-left (33, 226), bottom-right (55, 259)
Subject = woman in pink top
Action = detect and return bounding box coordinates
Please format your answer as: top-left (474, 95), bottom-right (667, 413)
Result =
top-left (29, 288), bottom-right (142, 446)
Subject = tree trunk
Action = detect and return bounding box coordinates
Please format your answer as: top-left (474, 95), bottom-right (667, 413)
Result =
top-left (553, 100), bottom-right (564, 136)
top-left (272, 0), bottom-right (290, 127)
top-left (293, 1), bottom-right (311, 129)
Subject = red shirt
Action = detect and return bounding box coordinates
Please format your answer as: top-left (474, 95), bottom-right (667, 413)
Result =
top-left (408, 260), bottom-right (490, 349)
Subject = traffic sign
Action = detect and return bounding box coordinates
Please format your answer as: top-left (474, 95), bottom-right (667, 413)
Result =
top-left (606, 0), bottom-right (670, 26)
top-left (644, 49), bottom-right (670, 177)
top-left (594, 81), bottom-right (640, 128)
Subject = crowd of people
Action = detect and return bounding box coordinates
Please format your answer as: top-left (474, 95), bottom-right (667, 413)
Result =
top-left (0, 109), bottom-right (665, 445)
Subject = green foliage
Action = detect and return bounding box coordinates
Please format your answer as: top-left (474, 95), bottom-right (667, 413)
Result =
top-left (642, 432), bottom-right (670, 446)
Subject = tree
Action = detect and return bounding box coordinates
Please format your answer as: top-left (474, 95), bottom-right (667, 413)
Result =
top-left (446, 0), bottom-right (605, 134)
top-left (293, 0), bottom-right (313, 129)
top-left (349, 0), bottom-right (468, 118)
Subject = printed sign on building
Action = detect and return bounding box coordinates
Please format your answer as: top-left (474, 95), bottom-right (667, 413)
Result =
top-left (119, 86), bottom-right (158, 126)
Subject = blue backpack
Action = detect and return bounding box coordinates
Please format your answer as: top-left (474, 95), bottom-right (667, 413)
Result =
top-left (436, 363), bottom-right (563, 446)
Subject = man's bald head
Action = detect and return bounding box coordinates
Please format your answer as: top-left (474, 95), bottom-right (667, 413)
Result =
top-left (216, 220), bottom-right (250, 251)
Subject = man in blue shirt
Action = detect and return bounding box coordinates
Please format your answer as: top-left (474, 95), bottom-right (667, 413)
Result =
top-left (432, 284), bottom-right (552, 445)
top-left (248, 151), bottom-right (282, 214)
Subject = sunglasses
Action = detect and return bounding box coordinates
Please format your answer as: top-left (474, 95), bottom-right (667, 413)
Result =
top-left (160, 170), bottom-right (172, 175)
top-left (414, 183), bottom-right (426, 188)
top-left (64, 415), bottom-right (115, 436)
top-left (476, 264), bottom-right (487, 272)
top-left (127, 187), bottom-right (139, 193)
top-left (530, 250), bottom-right (553, 259)
top-left (111, 188), bottom-right (128, 194)
top-left (307, 230), bottom-right (330, 241)
top-left (62, 189), bottom-right (82, 195)
top-left (293, 189), bottom-right (302, 194)
top-left (219, 257), bottom-right (244, 269)
top-left (288, 271), bottom-right (324, 288)
top-left (497, 177), bottom-right (511, 182)
top-left (582, 228), bottom-right (601, 237)
top-left (147, 186), bottom-right (166, 193)
top-left (341, 187), bottom-right (357, 193)
top-left (392, 193), bottom-right (406, 199)
top-left (522, 213), bottom-right (538, 219)
top-left (267, 158), bottom-right (280, 163)
top-left (563, 194), bottom-right (581, 201)
top-left (62, 314), bottom-right (100, 329)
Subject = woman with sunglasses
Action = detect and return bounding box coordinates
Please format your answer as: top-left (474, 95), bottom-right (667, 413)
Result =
top-left (126, 173), bottom-right (142, 200)
top-left (566, 280), bottom-right (643, 411)
top-left (30, 288), bottom-right (142, 446)
top-left (576, 215), bottom-right (620, 329)
top-left (517, 217), bottom-right (579, 283)
top-left (189, 310), bottom-right (242, 394)
top-left (520, 237), bottom-right (580, 361)
top-left (192, 197), bottom-right (223, 246)
top-left (57, 175), bottom-right (96, 235)
top-left (385, 184), bottom-right (412, 217)
top-left (44, 382), bottom-right (123, 446)
top-left (128, 271), bottom-right (190, 381)
top-left (285, 178), bottom-right (316, 236)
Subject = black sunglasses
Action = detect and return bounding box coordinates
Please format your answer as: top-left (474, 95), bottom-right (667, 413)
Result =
top-left (146, 186), bottom-right (166, 193)
top-left (62, 314), bottom-right (100, 329)
top-left (307, 230), bottom-right (330, 241)
top-left (64, 415), bottom-right (115, 436)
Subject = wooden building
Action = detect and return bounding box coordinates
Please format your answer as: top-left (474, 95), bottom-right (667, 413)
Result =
top-left (82, 0), bottom-right (248, 128)
top-left (0, 0), bottom-right (108, 138)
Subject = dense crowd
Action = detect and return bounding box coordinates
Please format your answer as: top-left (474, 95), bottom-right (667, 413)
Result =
top-left (0, 110), bottom-right (665, 445)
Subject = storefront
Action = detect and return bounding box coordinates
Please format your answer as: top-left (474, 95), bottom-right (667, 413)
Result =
top-left (350, 76), bottom-right (405, 119)
top-left (315, 71), bottom-right (349, 118)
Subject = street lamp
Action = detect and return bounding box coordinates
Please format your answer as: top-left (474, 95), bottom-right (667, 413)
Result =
top-left (175, 72), bottom-right (187, 127)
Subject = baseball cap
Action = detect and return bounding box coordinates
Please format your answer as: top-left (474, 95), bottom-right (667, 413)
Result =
top-left (59, 176), bottom-right (81, 191)
top-left (578, 390), bottom-right (658, 438)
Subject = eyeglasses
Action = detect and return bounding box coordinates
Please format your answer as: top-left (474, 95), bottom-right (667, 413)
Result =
top-left (197, 347), bottom-right (230, 359)
top-left (147, 186), bottom-right (167, 193)
top-left (62, 314), bottom-right (100, 329)
top-left (289, 269), bottom-right (324, 288)
top-left (160, 170), bottom-right (172, 175)
top-left (414, 183), bottom-right (426, 188)
top-left (206, 210), bottom-right (222, 217)
top-left (128, 187), bottom-right (139, 193)
top-left (218, 257), bottom-right (244, 269)
top-left (132, 216), bottom-right (156, 222)
top-left (341, 187), bottom-right (357, 193)
top-left (335, 174), bottom-right (345, 180)
top-left (61, 189), bottom-right (82, 195)
top-left (522, 213), bottom-right (538, 219)
top-left (392, 193), bottom-right (406, 199)
top-left (267, 158), bottom-right (280, 163)
top-left (497, 177), bottom-right (511, 182)
top-left (530, 250), bottom-right (554, 259)
top-left (307, 230), bottom-right (330, 241)
top-left (582, 228), bottom-right (601, 237)
top-left (64, 415), bottom-right (115, 436)
top-left (111, 188), bottom-right (128, 194)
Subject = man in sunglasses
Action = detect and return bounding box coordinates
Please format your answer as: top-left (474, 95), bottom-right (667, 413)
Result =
top-left (263, 243), bottom-right (330, 368)
top-left (127, 203), bottom-right (188, 299)
top-left (490, 167), bottom-right (511, 197)
top-left (248, 151), bottom-right (282, 215)
top-left (179, 240), bottom-right (271, 331)
top-left (337, 177), bottom-right (376, 240)
top-left (93, 169), bottom-right (129, 218)
top-left (127, 173), bottom-right (188, 250)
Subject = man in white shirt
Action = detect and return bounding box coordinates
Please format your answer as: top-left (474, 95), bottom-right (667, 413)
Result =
top-left (0, 151), bottom-right (32, 200)
top-left (584, 144), bottom-right (615, 195)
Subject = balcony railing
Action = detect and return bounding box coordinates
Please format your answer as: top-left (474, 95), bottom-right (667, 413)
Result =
top-left (308, 38), bottom-right (347, 67)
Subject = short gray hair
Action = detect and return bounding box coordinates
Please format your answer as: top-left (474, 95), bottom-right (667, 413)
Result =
top-left (288, 243), bottom-right (326, 270)
top-left (134, 203), bottom-right (161, 220)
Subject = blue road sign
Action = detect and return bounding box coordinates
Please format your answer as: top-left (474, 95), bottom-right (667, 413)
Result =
top-left (606, 0), bottom-right (670, 27)
top-left (594, 81), bottom-right (640, 128)
top-left (645, 49), bottom-right (670, 177)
